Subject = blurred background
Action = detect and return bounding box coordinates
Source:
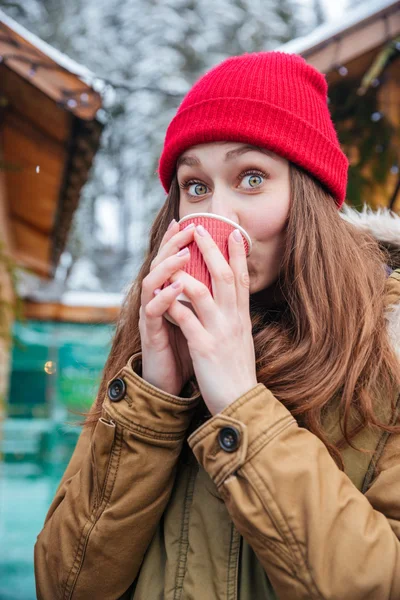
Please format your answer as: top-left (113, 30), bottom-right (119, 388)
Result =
top-left (0, 0), bottom-right (398, 597)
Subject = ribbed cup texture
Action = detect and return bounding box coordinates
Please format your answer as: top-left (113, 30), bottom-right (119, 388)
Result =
top-left (158, 51), bottom-right (349, 207)
top-left (182, 216), bottom-right (249, 294)
top-left (162, 216), bottom-right (250, 295)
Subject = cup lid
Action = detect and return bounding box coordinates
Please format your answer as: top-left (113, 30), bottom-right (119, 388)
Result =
top-left (178, 212), bottom-right (252, 254)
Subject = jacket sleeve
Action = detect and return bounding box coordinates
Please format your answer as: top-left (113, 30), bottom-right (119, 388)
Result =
top-left (188, 383), bottom-right (400, 600)
top-left (34, 353), bottom-right (201, 600)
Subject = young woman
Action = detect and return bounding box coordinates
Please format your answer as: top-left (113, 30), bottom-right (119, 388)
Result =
top-left (35, 52), bottom-right (400, 600)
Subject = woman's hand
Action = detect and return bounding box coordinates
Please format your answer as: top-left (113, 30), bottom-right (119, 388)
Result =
top-left (139, 220), bottom-right (196, 397)
top-left (166, 224), bottom-right (258, 415)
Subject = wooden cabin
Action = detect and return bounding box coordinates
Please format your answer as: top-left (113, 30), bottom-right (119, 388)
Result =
top-left (279, 0), bottom-right (400, 211)
top-left (0, 11), bottom-right (103, 412)
top-left (23, 292), bottom-right (121, 324)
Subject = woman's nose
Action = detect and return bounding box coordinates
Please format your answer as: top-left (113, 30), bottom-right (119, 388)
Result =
top-left (208, 191), bottom-right (238, 224)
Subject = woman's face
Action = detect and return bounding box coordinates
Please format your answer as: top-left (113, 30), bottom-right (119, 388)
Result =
top-left (177, 141), bottom-right (290, 294)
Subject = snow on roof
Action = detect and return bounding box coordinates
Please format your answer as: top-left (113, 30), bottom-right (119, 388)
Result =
top-left (0, 8), bottom-right (97, 85)
top-left (277, 0), bottom-right (398, 56)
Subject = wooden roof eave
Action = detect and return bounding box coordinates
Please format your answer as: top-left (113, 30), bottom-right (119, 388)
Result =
top-left (22, 299), bottom-right (120, 324)
top-left (0, 14), bottom-right (104, 278)
top-left (278, 0), bottom-right (400, 74)
top-left (51, 117), bottom-right (103, 276)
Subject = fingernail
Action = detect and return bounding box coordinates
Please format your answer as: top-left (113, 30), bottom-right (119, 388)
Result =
top-left (168, 219), bottom-right (176, 230)
top-left (196, 224), bottom-right (207, 236)
top-left (154, 288), bottom-right (161, 295)
top-left (233, 229), bottom-right (242, 243)
top-left (184, 223), bottom-right (195, 230)
top-left (171, 280), bottom-right (181, 289)
top-left (177, 247), bottom-right (189, 256)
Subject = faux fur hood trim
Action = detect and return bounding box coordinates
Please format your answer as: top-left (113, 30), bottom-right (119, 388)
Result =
top-left (340, 205), bottom-right (400, 356)
top-left (340, 205), bottom-right (400, 250)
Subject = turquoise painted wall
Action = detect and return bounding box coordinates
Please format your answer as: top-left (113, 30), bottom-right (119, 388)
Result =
top-left (0, 320), bottom-right (114, 600)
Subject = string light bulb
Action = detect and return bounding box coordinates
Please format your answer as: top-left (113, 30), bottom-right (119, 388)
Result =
top-left (371, 112), bottom-right (383, 122)
top-left (44, 361), bottom-right (56, 375)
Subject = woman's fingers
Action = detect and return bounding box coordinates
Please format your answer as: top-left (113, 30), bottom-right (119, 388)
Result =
top-left (192, 226), bottom-right (237, 312)
top-left (141, 249), bottom-right (191, 307)
top-left (158, 219), bottom-right (179, 252)
top-left (150, 222), bottom-right (196, 271)
top-left (168, 270), bottom-right (217, 328)
top-left (140, 220), bottom-right (196, 338)
top-left (227, 229), bottom-right (251, 319)
top-left (143, 280), bottom-right (184, 336)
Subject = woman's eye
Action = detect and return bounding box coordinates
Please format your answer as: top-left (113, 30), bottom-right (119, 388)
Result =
top-left (179, 169), bottom-right (268, 198)
top-left (240, 171), bottom-right (265, 189)
top-left (184, 182), bottom-right (208, 197)
top-left (179, 178), bottom-right (209, 197)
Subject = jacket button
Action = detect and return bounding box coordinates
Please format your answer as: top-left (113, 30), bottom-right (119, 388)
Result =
top-left (107, 378), bottom-right (126, 402)
top-left (218, 426), bottom-right (240, 452)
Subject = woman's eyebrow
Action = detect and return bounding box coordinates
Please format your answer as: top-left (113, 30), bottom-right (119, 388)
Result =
top-left (176, 145), bottom-right (274, 169)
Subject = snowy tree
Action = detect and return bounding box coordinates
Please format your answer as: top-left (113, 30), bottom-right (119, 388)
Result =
top-left (3, 0), bottom-right (320, 293)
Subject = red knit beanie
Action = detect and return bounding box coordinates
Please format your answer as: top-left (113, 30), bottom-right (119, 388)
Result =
top-left (158, 51), bottom-right (349, 207)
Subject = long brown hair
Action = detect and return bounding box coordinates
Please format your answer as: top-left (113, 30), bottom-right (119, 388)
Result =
top-left (83, 163), bottom-right (400, 468)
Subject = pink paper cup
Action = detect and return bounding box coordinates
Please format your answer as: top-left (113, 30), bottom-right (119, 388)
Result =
top-left (163, 213), bottom-right (252, 326)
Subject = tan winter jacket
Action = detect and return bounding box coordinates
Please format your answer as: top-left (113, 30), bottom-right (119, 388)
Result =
top-left (34, 269), bottom-right (400, 600)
